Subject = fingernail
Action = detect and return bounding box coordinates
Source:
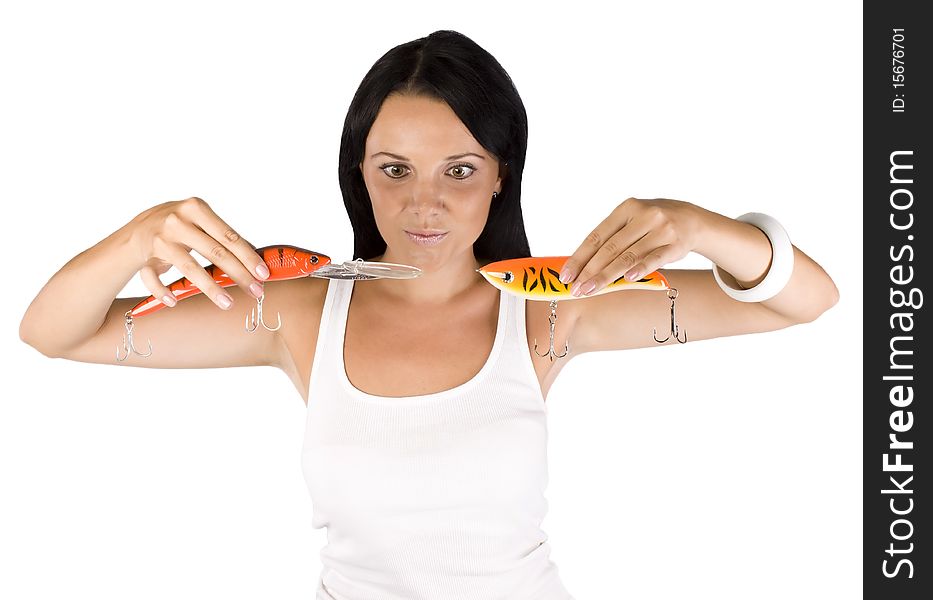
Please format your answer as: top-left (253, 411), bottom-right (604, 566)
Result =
top-left (580, 280), bottom-right (597, 296)
top-left (161, 294), bottom-right (176, 307)
top-left (256, 263), bottom-right (270, 279)
top-left (559, 267), bottom-right (574, 284)
top-left (626, 270), bottom-right (640, 281)
top-left (249, 282), bottom-right (264, 298)
top-left (217, 293), bottom-right (232, 309)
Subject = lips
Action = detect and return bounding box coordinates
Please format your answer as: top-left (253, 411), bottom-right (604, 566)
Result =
top-left (405, 230), bottom-right (449, 246)
top-left (405, 229), bottom-right (448, 236)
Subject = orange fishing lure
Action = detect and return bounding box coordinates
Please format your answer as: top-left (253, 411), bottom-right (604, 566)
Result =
top-left (116, 245), bottom-right (422, 362)
top-left (477, 256), bottom-right (669, 300)
top-left (128, 245), bottom-right (331, 319)
top-left (477, 256), bottom-right (686, 360)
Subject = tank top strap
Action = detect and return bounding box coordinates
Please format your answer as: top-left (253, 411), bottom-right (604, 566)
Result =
top-left (509, 289), bottom-right (545, 404)
top-left (307, 278), bottom-right (344, 393)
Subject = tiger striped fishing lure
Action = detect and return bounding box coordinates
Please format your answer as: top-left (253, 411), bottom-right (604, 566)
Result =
top-left (476, 256), bottom-right (670, 300)
top-left (477, 256), bottom-right (687, 361)
top-left (116, 245), bottom-right (422, 362)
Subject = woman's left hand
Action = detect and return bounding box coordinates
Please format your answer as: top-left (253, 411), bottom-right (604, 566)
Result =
top-left (559, 197), bottom-right (703, 296)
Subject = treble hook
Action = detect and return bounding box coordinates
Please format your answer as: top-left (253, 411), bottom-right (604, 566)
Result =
top-left (534, 299), bottom-right (569, 362)
top-left (245, 292), bottom-right (282, 333)
top-left (116, 310), bottom-right (153, 361)
top-left (653, 288), bottom-right (687, 344)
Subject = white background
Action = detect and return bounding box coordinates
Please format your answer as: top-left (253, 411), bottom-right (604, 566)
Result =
top-left (1, 1), bottom-right (861, 598)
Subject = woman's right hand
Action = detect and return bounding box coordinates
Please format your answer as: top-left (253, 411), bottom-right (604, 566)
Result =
top-left (129, 196), bottom-right (270, 310)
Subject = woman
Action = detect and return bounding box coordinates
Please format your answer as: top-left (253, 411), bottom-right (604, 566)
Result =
top-left (19, 30), bottom-right (838, 600)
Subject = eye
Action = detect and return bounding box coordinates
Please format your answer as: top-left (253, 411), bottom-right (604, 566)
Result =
top-left (377, 162), bottom-right (477, 180)
top-left (379, 164), bottom-right (409, 179)
top-left (447, 163), bottom-right (476, 179)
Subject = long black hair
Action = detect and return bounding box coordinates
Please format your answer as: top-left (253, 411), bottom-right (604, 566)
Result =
top-left (337, 30), bottom-right (530, 263)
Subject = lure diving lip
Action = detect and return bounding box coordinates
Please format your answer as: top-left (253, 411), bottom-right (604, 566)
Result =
top-left (476, 256), bottom-right (670, 301)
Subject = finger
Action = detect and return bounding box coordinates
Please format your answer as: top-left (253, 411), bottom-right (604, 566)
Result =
top-left (560, 204), bottom-right (632, 286)
top-left (575, 232), bottom-right (665, 296)
top-left (622, 243), bottom-right (680, 283)
top-left (570, 223), bottom-right (654, 295)
top-left (159, 224), bottom-right (260, 309)
top-left (172, 207), bottom-right (267, 303)
top-left (618, 221), bottom-right (690, 283)
top-left (138, 264), bottom-right (177, 307)
top-left (186, 198), bottom-right (269, 281)
top-left (144, 255), bottom-right (175, 277)
top-left (625, 244), bottom-right (687, 281)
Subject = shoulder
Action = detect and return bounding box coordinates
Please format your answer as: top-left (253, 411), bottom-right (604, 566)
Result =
top-left (265, 274), bottom-right (329, 318)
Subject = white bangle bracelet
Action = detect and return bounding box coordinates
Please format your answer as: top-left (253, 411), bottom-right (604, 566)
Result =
top-left (712, 212), bottom-right (794, 303)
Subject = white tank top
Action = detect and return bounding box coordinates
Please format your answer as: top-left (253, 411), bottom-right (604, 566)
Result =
top-left (301, 277), bottom-right (574, 600)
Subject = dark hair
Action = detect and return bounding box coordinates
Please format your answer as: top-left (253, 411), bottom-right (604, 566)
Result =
top-left (337, 30), bottom-right (530, 262)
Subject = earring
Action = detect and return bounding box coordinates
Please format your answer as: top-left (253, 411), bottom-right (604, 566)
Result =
top-left (492, 191), bottom-right (498, 200)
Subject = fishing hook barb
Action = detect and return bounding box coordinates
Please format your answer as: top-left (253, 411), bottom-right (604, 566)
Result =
top-left (653, 288), bottom-right (687, 344)
top-left (116, 310), bottom-right (153, 361)
top-left (245, 292), bottom-right (282, 333)
top-left (534, 299), bottom-right (570, 362)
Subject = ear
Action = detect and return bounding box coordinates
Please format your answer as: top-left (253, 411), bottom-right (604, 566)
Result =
top-left (498, 161), bottom-right (509, 182)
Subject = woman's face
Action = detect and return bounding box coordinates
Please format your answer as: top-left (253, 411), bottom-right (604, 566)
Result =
top-left (360, 93), bottom-right (503, 268)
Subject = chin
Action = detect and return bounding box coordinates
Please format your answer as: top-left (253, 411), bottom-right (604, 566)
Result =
top-left (393, 240), bottom-right (457, 268)
top-left (401, 252), bottom-right (445, 271)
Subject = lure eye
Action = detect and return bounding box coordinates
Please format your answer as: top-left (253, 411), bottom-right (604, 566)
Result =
top-left (504, 271), bottom-right (513, 283)
top-left (311, 256), bottom-right (319, 264)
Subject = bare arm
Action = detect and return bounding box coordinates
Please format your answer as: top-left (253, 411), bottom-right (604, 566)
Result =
top-left (19, 222), bottom-right (143, 357)
top-left (19, 197), bottom-right (283, 369)
top-left (687, 206), bottom-right (839, 324)
top-left (560, 198), bottom-right (838, 354)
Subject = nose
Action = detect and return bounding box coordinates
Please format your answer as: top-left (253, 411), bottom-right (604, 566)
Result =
top-left (408, 178), bottom-right (445, 215)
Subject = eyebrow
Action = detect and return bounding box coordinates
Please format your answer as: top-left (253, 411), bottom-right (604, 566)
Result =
top-left (369, 151), bottom-right (487, 161)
